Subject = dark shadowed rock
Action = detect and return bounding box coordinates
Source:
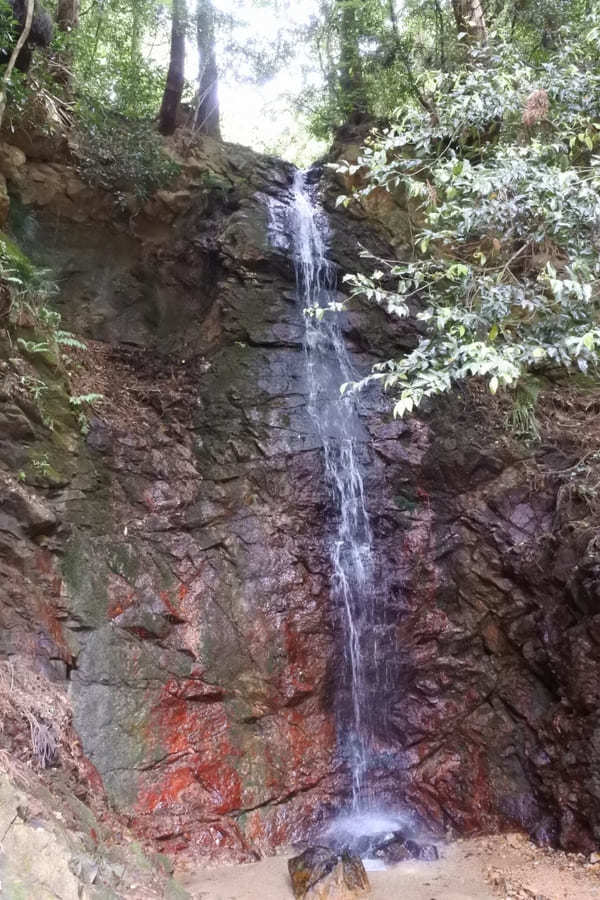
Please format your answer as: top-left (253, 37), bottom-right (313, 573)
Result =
top-left (375, 839), bottom-right (413, 864)
top-left (371, 832), bottom-right (439, 865)
top-left (404, 839), bottom-right (439, 861)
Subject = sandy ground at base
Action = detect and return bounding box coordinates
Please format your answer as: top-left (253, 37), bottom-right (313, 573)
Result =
top-left (178, 833), bottom-right (600, 900)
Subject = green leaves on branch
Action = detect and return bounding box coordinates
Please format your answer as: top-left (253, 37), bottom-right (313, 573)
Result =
top-left (70, 0), bottom-right (168, 120)
top-left (76, 111), bottom-right (180, 203)
top-left (331, 12), bottom-right (600, 417)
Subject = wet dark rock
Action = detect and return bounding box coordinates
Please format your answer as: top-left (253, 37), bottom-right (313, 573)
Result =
top-left (2, 134), bottom-right (600, 860)
top-left (352, 832), bottom-right (392, 858)
top-left (289, 848), bottom-right (337, 897)
top-left (404, 839), bottom-right (439, 861)
top-left (332, 828), bottom-right (404, 858)
top-left (375, 839), bottom-right (413, 864)
top-left (0, 473), bottom-right (57, 537)
top-left (288, 847), bottom-right (369, 899)
top-left (370, 832), bottom-right (439, 865)
top-left (86, 417), bottom-right (113, 454)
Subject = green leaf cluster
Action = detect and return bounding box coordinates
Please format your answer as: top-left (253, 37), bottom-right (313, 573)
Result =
top-left (69, 0), bottom-right (169, 119)
top-left (75, 109), bottom-right (181, 203)
top-left (331, 10), bottom-right (600, 417)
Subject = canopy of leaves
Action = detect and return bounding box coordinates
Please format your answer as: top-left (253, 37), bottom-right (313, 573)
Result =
top-left (302, 0), bottom-right (595, 139)
top-left (68, 0), bottom-right (168, 118)
top-left (331, 8), bottom-right (600, 417)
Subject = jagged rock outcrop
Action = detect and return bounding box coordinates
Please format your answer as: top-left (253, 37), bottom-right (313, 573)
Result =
top-left (3, 140), bottom-right (348, 858)
top-left (1, 131), bottom-right (599, 861)
top-left (0, 768), bottom-right (189, 898)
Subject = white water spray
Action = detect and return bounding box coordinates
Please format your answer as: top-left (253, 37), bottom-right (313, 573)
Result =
top-left (276, 171), bottom-right (375, 808)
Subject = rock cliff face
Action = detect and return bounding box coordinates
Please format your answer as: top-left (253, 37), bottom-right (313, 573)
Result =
top-left (1, 132), bottom-right (600, 861)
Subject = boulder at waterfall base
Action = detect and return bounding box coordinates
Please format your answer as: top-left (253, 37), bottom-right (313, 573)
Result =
top-left (288, 847), bottom-right (370, 899)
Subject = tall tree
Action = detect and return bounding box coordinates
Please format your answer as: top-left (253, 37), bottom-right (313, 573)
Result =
top-left (451, 0), bottom-right (488, 43)
top-left (337, 0), bottom-right (369, 123)
top-left (381, 0), bottom-right (439, 122)
top-left (159, 0), bottom-right (187, 135)
top-left (193, 0), bottom-right (220, 136)
top-left (55, 0), bottom-right (78, 87)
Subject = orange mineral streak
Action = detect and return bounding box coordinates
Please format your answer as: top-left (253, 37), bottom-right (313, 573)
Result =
top-left (76, 751), bottom-right (105, 796)
top-left (107, 588), bottom-right (136, 619)
top-left (34, 549), bottom-right (72, 662)
top-left (288, 705), bottom-right (334, 774)
top-left (159, 589), bottom-right (177, 616)
top-left (143, 766), bottom-right (197, 809)
top-left (138, 678), bottom-right (243, 817)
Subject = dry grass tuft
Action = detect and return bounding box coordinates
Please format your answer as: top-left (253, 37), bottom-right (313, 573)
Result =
top-left (0, 659), bottom-right (69, 770)
top-left (522, 89), bottom-right (549, 128)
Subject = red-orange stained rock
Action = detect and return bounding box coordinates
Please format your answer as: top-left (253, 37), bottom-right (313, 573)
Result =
top-left (138, 680), bottom-right (243, 818)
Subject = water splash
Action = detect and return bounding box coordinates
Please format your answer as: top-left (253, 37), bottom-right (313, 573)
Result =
top-left (278, 171), bottom-right (375, 809)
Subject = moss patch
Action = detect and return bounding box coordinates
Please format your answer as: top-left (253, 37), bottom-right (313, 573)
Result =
top-left (0, 232), bottom-right (36, 282)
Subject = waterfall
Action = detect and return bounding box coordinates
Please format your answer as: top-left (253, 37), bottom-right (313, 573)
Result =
top-left (278, 171), bottom-right (375, 810)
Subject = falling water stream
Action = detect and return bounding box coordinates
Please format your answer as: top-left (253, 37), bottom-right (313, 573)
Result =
top-left (287, 171), bottom-right (375, 811)
top-left (265, 169), bottom-right (416, 861)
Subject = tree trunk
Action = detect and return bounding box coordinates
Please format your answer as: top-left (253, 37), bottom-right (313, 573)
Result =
top-left (55, 0), bottom-right (78, 87)
top-left (434, 0), bottom-right (446, 69)
top-left (337, 0), bottom-right (368, 123)
top-left (451, 0), bottom-right (488, 43)
top-left (193, 0), bottom-right (220, 137)
top-left (159, 0), bottom-right (187, 136)
top-left (57, 0), bottom-right (79, 31)
top-left (383, 0), bottom-right (438, 123)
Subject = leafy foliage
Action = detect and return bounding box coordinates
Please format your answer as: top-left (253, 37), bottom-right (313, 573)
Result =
top-left (75, 108), bottom-right (181, 203)
top-left (69, 0), bottom-right (169, 119)
top-left (302, 0), bottom-right (595, 141)
top-left (0, 235), bottom-right (36, 283)
top-left (332, 11), bottom-right (600, 416)
top-left (2, 233), bottom-right (84, 362)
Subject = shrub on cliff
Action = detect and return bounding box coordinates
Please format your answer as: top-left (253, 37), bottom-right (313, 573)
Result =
top-left (331, 13), bottom-right (600, 418)
top-left (75, 108), bottom-right (181, 205)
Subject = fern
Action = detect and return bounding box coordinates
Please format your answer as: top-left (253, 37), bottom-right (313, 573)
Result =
top-left (69, 393), bottom-right (104, 407)
top-left (56, 331), bottom-right (87, 350)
